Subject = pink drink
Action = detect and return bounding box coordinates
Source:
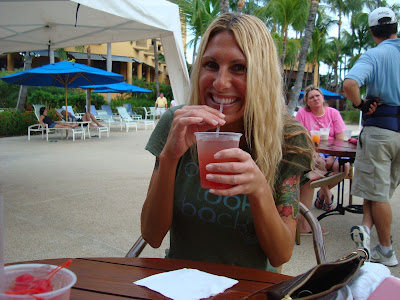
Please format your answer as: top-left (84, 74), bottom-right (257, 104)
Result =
top-left (195, 132), bottom-right (242, 189)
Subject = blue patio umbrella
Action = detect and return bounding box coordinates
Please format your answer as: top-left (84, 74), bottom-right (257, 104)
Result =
top-left (299, 87), bottom-right (344, 100)
top-left (1, 61), bottom-right (124, 120)
top-left (80, 82), bottom-right (152, 107)
top-left (80, 82), bottom-right (151, 94)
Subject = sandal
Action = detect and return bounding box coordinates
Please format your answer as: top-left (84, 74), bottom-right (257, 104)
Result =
top-left (323, 195), bottom-right (334, 211)
top-left (314, 191), bottom-right (324, 209)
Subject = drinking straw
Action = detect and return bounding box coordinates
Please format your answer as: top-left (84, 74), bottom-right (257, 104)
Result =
top-left (0, 196), bottom-right (4, 293)
top-left (216, 104), bottom-right (223, 134)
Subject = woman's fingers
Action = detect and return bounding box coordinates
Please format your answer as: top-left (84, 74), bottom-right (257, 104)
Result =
top-left (204, 149), bottom-right (266, 196)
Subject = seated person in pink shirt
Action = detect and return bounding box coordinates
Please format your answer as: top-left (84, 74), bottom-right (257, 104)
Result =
top-left (296, 85), bottom-right (349, 234)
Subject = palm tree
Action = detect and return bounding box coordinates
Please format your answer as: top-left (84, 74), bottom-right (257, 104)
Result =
top-left (257, 0), bottom-right (308, 65)
top-left (175, 0), bottom-right (219, 62)
top-left (153, 39), bottom-right (160, 96)
top-left (287, 0), bottom-right (319, 115)
top-left (322, 0), bottom-right (363, 92)
top-left (220, 0), bottom-right (229, 13)
top-left (308, 7), bottom-right (334, 85)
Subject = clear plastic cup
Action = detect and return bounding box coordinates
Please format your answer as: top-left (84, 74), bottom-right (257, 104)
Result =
top-left (310, 130), bottom-right (321, 144)
top-left (343, 129), bottom-right (352, 141)
top-left (1, 264), bottom-right (77, 300)
top-left (194, 132), bottom-right (242, 190)
top-left (320, 128), bottom-right (330, 141)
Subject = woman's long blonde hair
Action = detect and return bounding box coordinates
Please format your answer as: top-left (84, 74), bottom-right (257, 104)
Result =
top-left (189, 13), bottom-right (284, 189)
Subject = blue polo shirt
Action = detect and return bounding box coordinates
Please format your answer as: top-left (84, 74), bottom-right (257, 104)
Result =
top-left (345, 38), bottom-right (400, 106)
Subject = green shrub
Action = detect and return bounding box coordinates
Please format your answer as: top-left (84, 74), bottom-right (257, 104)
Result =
top-left (0, 110), bottom-right (36, 136)
top-left (340, 110), bottom-right (361, 124)
top-left (0, 108), bottom-right (61, 137)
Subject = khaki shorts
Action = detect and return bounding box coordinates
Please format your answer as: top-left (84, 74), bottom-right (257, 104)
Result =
top-left (351, 126), bottom-right (400, 202)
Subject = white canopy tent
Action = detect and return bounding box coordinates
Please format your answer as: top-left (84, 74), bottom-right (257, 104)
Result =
top-left (0, 0), bottom-right (190, 105)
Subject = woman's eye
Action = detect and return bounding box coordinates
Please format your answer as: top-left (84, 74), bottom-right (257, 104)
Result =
top-left (232, 64), bottom-right (247, 73)
top-left (203, 61), bottom-right (218, 70)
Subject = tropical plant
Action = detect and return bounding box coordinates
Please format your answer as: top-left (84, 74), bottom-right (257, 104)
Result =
top-left (256, 0), bottom-right (309, 65)
top-left (287, 0), bottom-right (319, 115)
top-left (308, 7), bottom-right (335, 85)
top-left (174, 0), bottom-right (220, 62)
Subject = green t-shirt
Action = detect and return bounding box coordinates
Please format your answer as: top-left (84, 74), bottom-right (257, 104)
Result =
top-left (145, 105), bottom-right (311, 272)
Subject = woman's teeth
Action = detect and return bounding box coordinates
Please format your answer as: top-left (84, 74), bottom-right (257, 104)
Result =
top-left (213, 96), bottom-right (236, 104)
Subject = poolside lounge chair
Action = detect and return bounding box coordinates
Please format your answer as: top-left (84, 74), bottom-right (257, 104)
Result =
top-left (63, 105), bottom-right (108, 138)
top-left (97, 110), bottom-right (122, 130)
top-left (61, 106), bottom-right (83, 120)
top-left (123, 103), bottom-right (142, 120)
top-left (101, 105), bottom-right (119, 119)
top-left (86, 105), bottom-right (101, 120)
top-left (116, 107), bottom-right (138, 132)
top-left (29, 104), bottom-right (85, 141)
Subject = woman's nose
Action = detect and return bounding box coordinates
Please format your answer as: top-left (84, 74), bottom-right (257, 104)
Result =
top-left (213, 68), bottom-right (231, 91)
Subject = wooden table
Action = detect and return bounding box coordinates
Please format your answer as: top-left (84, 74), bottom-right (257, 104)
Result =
top-left (6, 257), bottom-right (291, 299)
top-left (316, 139), bottom-right (362, 220)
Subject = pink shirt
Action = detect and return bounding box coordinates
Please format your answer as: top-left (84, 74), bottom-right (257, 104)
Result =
top-left (295, 107), bottom-right (345, 141)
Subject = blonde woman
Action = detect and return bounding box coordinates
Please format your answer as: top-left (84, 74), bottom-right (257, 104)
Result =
top-left (141, 13), bottom-right (313, 272)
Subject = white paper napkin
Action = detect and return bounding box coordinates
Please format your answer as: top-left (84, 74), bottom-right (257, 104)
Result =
top-left (134, 268), bottom-right (239, 300)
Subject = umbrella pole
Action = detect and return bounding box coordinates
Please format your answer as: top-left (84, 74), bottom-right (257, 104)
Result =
top-left (65, 85), bottom-right (69, 138)
top-left (88, 89), bottom-right (92, 114)
top-left (65, 86), bottom-right (68, 122)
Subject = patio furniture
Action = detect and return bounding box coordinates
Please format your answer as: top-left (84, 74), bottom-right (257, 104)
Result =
top-left (101, 105), bottom-right (119, 119)
top-left (142, 106), bottom-right (156, 120)
top-left (116, 107), bottom-right (138, 132)
top-left (85, 105), bottom-right (101, 120)
top-left (28, 104), bottom-right (85, 141)
top-left (96, 110), bottom-right (121, 130)
top-left (295, 202), bottom-right (327, 264)
top-left (123, 103), bottom-right (142, 120)
top-left (6, 257), bottom-right (290, 299)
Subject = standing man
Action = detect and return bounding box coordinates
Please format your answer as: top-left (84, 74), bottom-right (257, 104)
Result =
top-left (343, 7), bottom-right (400, 267)
top-left (155, 92), bottom-right (168, 118)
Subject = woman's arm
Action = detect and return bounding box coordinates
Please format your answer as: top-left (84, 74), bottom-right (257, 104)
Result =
top-left (141, 106), bottom-right (226, 248)
top-left (39, 115), bottom-right (47, 127)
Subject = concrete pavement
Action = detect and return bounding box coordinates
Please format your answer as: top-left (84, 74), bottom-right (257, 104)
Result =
top-left (1, 123), bottom-right (399, 277)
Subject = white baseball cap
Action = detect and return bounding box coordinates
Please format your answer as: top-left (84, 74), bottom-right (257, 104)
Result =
top-left (369, 7), bottom-right (397, 27)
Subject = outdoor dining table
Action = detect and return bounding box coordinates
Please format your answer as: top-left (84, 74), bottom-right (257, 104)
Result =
top-left (6, 257), bottom-right (291, 299)
top-left (316, 139), bottom-right (361, 220)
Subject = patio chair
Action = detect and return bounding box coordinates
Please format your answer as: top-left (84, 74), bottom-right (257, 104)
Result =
top-left (149, 106), bottom-right (157, 119)
top-left (101, 105), bottom-right (119, 119)
top-left (126, 202), bottom-right (327, 265)
top-left (62, 105), bottom-right (108, 139)
top-left (116, 106), bottom-right (138, 132)
top-left (123, 103), bottom-right (142, 120)
top-left (29, 104), bottom-right (85, 141)
top-left (96, 110), bottom-right (121, 130)
top-left (295, 202), bottom-right (327, 264)
top-left (61, 106), bottom-right (84, 120)
top-left (142, 106), bottom-right (156, 120)
top-left (86, 105), bottom-right (101, 120)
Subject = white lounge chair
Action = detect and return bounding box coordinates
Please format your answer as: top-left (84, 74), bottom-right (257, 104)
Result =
top-left (86, 105), bottom-right (101, 120)
top-left (123, 103), bottom-right (142, 120)
top-left (101, 105), bottom-right (119, 120)
top-left (62, 105), bottom-right (108, 138)
top-left (116, 107), bottom-right (138, 132)
top-left (28, 104), bottom-right (85, 141)
top-left (96, 110), bottom-right (121, 130)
